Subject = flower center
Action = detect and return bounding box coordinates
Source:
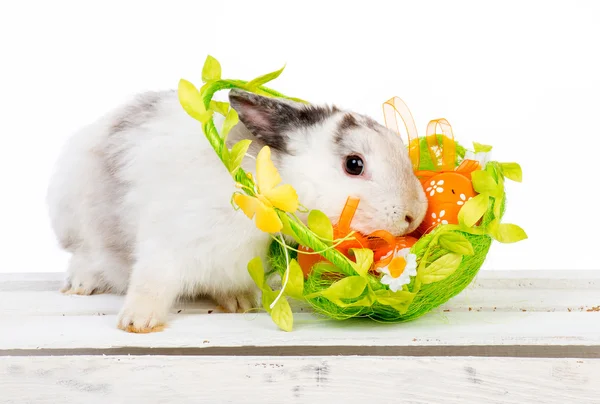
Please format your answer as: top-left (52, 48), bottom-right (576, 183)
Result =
top-left (257, 194), bottom-right (273, 208)
top-left (388, 256), bottom-right (407, 278)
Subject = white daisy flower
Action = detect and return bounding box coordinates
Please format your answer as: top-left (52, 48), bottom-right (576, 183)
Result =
top-left (425, 179), bottom-right (445, 196)
top-left (378, 248), bottom-right (418, 292)
top-left (464, 150), bottom-right (491, 169)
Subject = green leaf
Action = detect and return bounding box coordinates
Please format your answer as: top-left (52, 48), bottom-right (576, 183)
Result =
top-left (307, 210), bottom-right (334, 242)
top-left (285, 259), bottom-right (304, 299)
top-left (500, 162), bottom-right (523, 182)
top-left (375, 289), bottom-right (416, 313)
top-left (473, 142), bottom-right (493, 153)
top-left (332, 296), bottom-right (373, 308)
top-left (349, 248), bottom-right (374, 277)
top-left (420, 253), bottom-right (463, 284)
top-left (247, 257), bottom-right (265, 290)
top-left (490, 223), bottom-right (528, 243)
top-left (210, 100), bottom-right (230, 116)
top-left (471, 170), bottom-right (501, 197)
top-left (438, 232), bottom-right (474, 256)
top-left (202, 55), bottom-right (221, 83)
top-left (321, 276), bottom-right (367, 300)
top-left (458, 193), bottom-right (489, 228)
top-left (261, 289), bottom-right (278, 314)
top-left (247, 65), bottom-right (286, 89)
top-left (178, 79), bottom-right (212, 123)
top-left (271, 296), bottom-right (293, 332)
top-left (228, 139), bottom-right (251, 174)
top-left (221, 108), bottom-right (239, 141)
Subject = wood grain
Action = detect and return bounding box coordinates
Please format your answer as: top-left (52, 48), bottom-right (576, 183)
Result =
top-left (1, 356), bottom-right (599, 404)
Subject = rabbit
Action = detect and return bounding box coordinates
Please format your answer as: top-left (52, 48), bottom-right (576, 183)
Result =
top-left (46, 88), bottom-right (428, 333)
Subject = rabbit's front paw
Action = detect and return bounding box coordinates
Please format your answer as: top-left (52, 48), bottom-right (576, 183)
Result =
top-left (117, 295), bottom-right (168, 333)
top-left (60, 272), bottom-right (107, 296)
top-left (214, 291), bottom-right (256, 313)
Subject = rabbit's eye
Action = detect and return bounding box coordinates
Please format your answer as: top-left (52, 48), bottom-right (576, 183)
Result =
top-left (344, 155), bottom-right (365, 176)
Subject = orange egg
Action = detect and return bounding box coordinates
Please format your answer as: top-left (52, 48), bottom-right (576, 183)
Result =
top-left (417, 172), bottom-right (477, 234)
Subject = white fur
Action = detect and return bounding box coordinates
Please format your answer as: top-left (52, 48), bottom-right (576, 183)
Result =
top-left (47, 90), bottom-right (427, 332)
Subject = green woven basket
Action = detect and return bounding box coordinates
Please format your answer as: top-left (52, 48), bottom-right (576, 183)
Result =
top-left (179, 55), bottom-right (526, 331)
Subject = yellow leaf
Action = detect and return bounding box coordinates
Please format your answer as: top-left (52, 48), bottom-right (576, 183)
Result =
top-left (491, 223), bottom-right (528, 243)
top-left (420, 253), bottom-right (462, 284)
top-left (228, 139), bottom-right (251, 174)
top-left (321, 276), bottom-right (367, 300)
top-left (256, 146), bottom-right (282, 194)
top-left (247, 257), bottom-right (265, 290)
top-left (264, 184), bottom-right (299, 212)
top-left (202, 55), bottom-right (221, 83)
top-left (471, 170), bottom-right (501, 197)
top-left (256, 146), bottom-right (298, 213)
top-left (178, 79), bottom-right (212, 123)
top-left (500, 162), bottom-right (523, 182)
top-left (349, 248), bottom-right (374, 278)
top-left (247, 65), bottom-right (286, 89)
top-left (233, 193), bottom-right (283, 233)
top-left (254, 200), bottom-right (283, 233)
top-left (270, 296), bottom-right (293, 332)
top-left (285, 259), bottom-right (304, 299)
top-left (458, 193), bottom-right (489, 228)
top-left (308, 210), bottom-right (334, 242)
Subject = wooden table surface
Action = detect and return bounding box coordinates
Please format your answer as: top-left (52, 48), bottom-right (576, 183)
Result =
top-left (1, 271), bottom-right (599, 403)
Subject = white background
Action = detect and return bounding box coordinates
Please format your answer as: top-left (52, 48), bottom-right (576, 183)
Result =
top-left (1, 0), bottom-right (598, 273)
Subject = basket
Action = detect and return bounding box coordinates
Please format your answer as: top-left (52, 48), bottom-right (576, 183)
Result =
top-left (179, 56), bottom-right (527, 331)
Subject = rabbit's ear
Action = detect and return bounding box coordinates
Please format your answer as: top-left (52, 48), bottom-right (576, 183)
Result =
top-left (229, 89), bottom-right (338, 153)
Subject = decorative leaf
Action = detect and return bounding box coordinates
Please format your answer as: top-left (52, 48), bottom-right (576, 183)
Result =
top-left (210, 100), bottom-right (230, 116)
top-left (458, 193), bottom-right (489, 228)
top-left (438, 232), bottom-right (474, 256)
top-left (202, 55), bottom-right (221, 83)
top-left (285, 259), bottom-right (304, 299)
top-left (247, 257), bottom-right (265, 290)
top-left (375, 290), bottom-right (416, 313)
top-left (490, 223), bottom-right (528, 243)
top-left (331, 296), bottom-right (373, 308)
top-left (247, 65), bottom-right (286, 89)
top-left (228, 139), bottom-right (252, 174)
top-left (420, 253), bottom-right (463, 284)
top-left (178, 79), bottom-right (212, 123)
top-left (271, 296), bottom-right (293, 332)
top-left (221, 108), bottom-right (239, 141)
top-left (261, 289), bottom-right (278, 314)
top-left (471, 170), bottom-right (501, 197)
top-left (307, 210), bottom-right (334, 243)
top-left (500, 162), bottom-right (523, 183)
top-left (349, 248), bottom-right (374, 277)
top-left (321, 276), bottom-right (367, 301)
top-left (473, 142), bottom-right (493, 153)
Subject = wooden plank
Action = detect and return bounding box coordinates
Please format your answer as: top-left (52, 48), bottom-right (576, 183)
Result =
top-left (1, 311), bottom-right (599, 354)
top-left (1, 270), bottom-right (599, 316)
top-left (1, 356), bottom-right (599, 403)
top-left (0, 271), bottom-right (599, 354)
top-left (1, 270), bottom-right (599, 292)
top-left (2, 287), bottom-right (599, 317)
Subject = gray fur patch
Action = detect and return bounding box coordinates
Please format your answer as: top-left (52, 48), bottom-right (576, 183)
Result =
top-left (229, 90), bottom-right (339, 153)
top-left (109, 91), bottom-right (170, 134)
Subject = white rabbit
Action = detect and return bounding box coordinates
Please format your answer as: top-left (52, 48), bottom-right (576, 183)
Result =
top-left (46, 89), bottom-right (427, 333)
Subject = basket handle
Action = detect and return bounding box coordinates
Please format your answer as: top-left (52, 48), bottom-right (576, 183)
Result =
top-left (383, 97), bottom-right (420, 171)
